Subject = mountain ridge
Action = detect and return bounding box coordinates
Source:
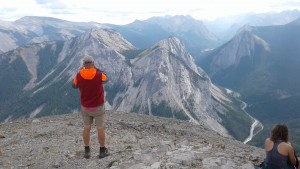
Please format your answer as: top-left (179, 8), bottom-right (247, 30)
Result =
top-left (0, 28), bottom-right (254, 142)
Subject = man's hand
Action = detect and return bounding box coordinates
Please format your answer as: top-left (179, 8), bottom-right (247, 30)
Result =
top-left (72, 83), bottom-right (78, 88)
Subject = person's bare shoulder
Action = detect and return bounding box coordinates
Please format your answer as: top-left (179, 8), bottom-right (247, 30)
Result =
top-left (265, 138), bottom-right (272, 144)
top-left (264, 138), bottom-right (273, 151)
top-left (282, 142), bottom-right (293, 150)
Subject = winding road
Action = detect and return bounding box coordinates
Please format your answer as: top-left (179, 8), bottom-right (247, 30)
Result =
top-left (241, 101), bottom-right (264, 144)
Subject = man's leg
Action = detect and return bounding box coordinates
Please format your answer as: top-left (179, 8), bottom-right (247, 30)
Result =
top-left (81, 109), bottom-right (93, 159)
top-left (83, 125), bottom-right (91, 146)
top-left (83, 124), bottom-right (92, 159)
top-left (97, 126), bottom-right (109, 158)
top-left (97, 127), bottom-right (105, 147)
top-left (94, 105), bottom-right (105, 147)
top-left (94, 106), bottom-right (109, 158)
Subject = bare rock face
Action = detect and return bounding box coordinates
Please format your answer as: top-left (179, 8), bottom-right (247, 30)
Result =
top-left (0, 111), bottom-right (264, 169)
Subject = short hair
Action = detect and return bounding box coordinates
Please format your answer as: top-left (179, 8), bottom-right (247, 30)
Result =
top-left (270, 124), bottom-right (289, 142)
top-left (83, 55), bottom-right (94, 64)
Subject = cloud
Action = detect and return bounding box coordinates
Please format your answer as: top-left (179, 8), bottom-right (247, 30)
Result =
top-left (0, 0), bottom-right (44, 21)
top-left (35, 0), bottom-right (68, 9)
top-left (35, 0), bottom-right (48, 5)
top-left (1, 0), bottom-right (300, 24)
top-left (280, 0), bottom-right (300, 8)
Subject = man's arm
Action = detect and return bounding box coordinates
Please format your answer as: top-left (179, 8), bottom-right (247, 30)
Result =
top-left (96, 68), bottom-right (109, 84)
top-left (101, 72), bottom-right (109, 84)
top-left (72, 76), bottom-right (78, 88)
top-left (72, 83), bottom-right (78, 88)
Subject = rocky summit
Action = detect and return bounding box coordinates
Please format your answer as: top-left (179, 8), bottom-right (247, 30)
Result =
top-left (0, 111), bottom-right (264, 169)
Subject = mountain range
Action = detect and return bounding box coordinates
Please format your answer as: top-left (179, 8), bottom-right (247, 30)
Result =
top-left (0, 16), bottom-right (107, 54)
top-left (198, 17), bottom-right (300, 150)
top-left (204, 9), bottom-right (300, 42)
top-left (1, 10), bottom-right (300, 151)
top-left (108, 15), bottom-right (220, 57)
top-left (0, 26), bottom-right (253, 142)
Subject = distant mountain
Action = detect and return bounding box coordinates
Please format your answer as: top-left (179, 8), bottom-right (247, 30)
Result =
top-left (107, 20), bottom-right (171, 50)
top-left (0, 28), bottom-right (253, 141)
top-left (3, 12), bottom-right (298, 57)
top-left (0, 16), bottom-right (106, 53)
top-left (14, 16), bottom-right (105, 42)
top-left (108, 15), bottom-right (221, 57)
top-left (197, 21), bottom-right (300, 150)
top-left (0, 15), bottom-right (220, 59)
top-left (288, 17), bottom-right (300, 26)
top-left (205, 9), bottom-right (300, 42)
top-left (199, 23), bottom-right (300, 100)
top-left (0, 20), bottom-right (35, 52)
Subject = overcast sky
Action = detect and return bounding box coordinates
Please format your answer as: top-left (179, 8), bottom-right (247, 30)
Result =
top-left (1, 0), bottom-right (300, 24)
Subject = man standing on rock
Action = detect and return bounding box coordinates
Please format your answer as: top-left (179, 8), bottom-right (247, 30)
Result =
top-left (72, 55), bottom-right (109, 159)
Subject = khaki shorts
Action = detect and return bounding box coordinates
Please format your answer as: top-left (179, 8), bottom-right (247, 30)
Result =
top-left (81, 105), bottom-right (105, 128)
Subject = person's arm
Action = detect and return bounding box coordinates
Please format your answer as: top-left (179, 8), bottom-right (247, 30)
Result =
top-left (264, 138), bottom-right (272, 151)
top-left (288, 145), bottom-right (296, 166)
top-left (295, 154), bottom-right (299, 168)
top-left (72, 76), bottom-right (78, 88)
top-left (101, 72), bottom-right (109, 84)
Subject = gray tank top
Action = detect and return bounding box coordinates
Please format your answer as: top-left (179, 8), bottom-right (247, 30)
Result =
top-left (265, 140), bottom-right (290, 168)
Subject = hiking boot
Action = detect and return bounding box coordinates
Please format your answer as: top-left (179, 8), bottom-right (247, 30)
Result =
top-left (99, 147), bottom-right (110, 159)
top-left (84, 146), bottom-right (91, 159)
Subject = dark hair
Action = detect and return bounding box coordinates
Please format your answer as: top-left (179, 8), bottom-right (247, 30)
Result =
top-left (270, 124), bottom-right (289, 142)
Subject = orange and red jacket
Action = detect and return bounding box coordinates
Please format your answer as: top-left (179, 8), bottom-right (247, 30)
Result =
top-left (73, 67), bottom-right (108, 108)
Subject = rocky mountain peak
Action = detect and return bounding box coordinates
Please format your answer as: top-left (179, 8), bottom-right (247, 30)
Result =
top-left (155, 36), bottom-right (187, 58)
top-left (154, 36), bottom-right (203, 75)
top-left (74, 28), bottom-right (136, 55)
top-left (208, 26), bottom-right (270, 75)
top-left (236, 24), bottom-right (253, 33)
top-left (115, 36), bottom-right (243, 138)
top-left (0, 112), bottom-right (264, 169)
top-left (89, 28), bottom-right (136, 52)
top-left (157, 36), bottom-right (182, 47)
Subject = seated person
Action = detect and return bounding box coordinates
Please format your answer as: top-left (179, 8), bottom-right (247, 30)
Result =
top-left (264, 124), bottom-right (298, 169)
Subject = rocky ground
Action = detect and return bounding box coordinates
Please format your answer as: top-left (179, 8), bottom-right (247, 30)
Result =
top-left (0, 111), bottom-right (265, 169)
